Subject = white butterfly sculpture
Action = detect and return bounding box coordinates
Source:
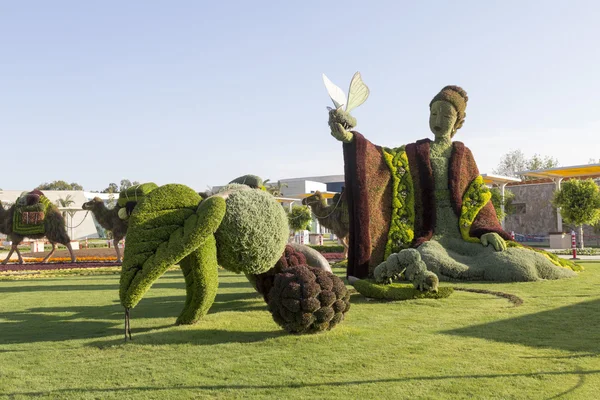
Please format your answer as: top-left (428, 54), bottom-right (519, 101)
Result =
top-left (322, 72), bottom-right (370, 113)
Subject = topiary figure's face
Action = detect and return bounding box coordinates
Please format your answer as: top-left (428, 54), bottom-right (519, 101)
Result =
top-left (429, 101), bottom-right (458, 140)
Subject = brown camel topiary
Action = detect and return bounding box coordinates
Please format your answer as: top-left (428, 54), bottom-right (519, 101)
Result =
top-left (0, 198), bottom-right (76, 264)
top-left (82, 197), bottom-right (128, 262)
top-left (302, 190), bottom-right (350, 258)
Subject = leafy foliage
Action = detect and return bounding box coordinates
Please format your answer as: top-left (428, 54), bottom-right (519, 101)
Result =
top-left (287, 205), bottom-right (312, 232)
top-left (490, 187), bottom-right (515, 222)
top-left (353, 279), bottom-right (453, 300)
top-left (493, 149), bottom-right (559, 180)
top-left (552, 179), bottom-right (600, 227)
top-left (36, 181), bottom-right (83, 191)
top-left (268, 265), bottom-right (350, 333)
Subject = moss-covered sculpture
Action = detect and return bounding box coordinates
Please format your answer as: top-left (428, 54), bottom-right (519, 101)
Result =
top-left (302, 190), bottom-right (350, 258)
top-left (247, 244), bottom-right (308, 302)
top-left (82, 198), bottom-right (129, 262)
top-left (0, 190), bottom-right (77, 264)
top-left (119, 183), bottom-right (289, 337)
top-left (328, 84), bottom-right (578, 297)
top-left (268, 265), bottom-right (350, 334)
top-left (116, 183), bottom-right (158, 220)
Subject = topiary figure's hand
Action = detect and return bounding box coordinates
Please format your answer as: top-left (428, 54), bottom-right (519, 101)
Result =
top-left (480, 232), bottom-right (507, 252)
top-left (328, 108), bottom-right (356, 143)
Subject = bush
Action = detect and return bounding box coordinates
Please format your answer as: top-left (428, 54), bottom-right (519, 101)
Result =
top-left (308, 245), bottom-right (345, 253)
top-left (353, 279), bottom-right (453, 301)
top-left (287, 205), bottom-right (312, 232)
top-left (247, 245), bottom-right (307, 302)
top-left (268, 265), bottom-right (350, 333)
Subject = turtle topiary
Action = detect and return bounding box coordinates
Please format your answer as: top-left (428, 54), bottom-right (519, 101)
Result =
top-left (268, 265), bottom-right (350, 334)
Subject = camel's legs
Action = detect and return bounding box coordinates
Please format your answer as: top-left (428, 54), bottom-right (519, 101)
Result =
top-left (114, 238), bottom-right (122, 262)
top-left (42, 243), bottom-right (57, 263)
top-left (2, 245), bottom-right (16, 264)
top-left (65, 242), bottom-right (77, 263)
top-left (14, 247), bottom-right (24, 264)
top-left (341, 237), bottom-right (349, 259)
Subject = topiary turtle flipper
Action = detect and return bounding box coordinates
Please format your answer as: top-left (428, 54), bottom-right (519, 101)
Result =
top-left (119, 184), bottom-right (226, 339)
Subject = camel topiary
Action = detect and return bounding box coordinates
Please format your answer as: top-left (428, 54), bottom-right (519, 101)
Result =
top-left (82, 197), bottom-right (128, 262)
top-left (0, 190), bottom-right (76, 264)
top-left (302, 190), bottom-right (349, 258)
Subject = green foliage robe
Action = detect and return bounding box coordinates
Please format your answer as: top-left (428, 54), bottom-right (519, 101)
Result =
top-left (343, 133), bottom-right (510, 279)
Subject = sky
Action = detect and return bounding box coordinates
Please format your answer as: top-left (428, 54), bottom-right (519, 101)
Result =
top-left (1, 1), bottom-right (599, 192)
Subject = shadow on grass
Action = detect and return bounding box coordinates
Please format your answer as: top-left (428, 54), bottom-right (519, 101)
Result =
top-left (0, 290), bottom-right (267, 345)
top-left (443, 298), bottom-right (600, 353)
top-left (6, 368), bottom-right (600, 398)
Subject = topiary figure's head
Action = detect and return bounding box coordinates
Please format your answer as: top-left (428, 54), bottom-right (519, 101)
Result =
top-left (301, 191), bottom-right (325, 207)
top-left (268, 265), bottom-right (350, 334)
top-left (246, 244), bottom-right (308, 302)
top-left (429, 85), bottom-right (468, 138)
top-left (228, 175), bottom-right (266, 191)
top-left (214, 184), bottom-right (289, 275)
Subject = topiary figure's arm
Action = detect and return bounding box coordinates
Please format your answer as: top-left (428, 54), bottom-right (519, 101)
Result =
top-left (120, 185), bottom-right (226, 312)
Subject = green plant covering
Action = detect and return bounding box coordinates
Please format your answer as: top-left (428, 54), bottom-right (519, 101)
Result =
top-left (116, 182), bottom-right (158, 207)
top-left (308, 245), bottom-right (345, 253)
top-left (268, 265), bottom-right (350, 333)
top-left (506, 240), bottom-right (582, 272)
top-left (120, 181), bottom-right (290, 327)
top-left (381, 146), bottom-right (415, 257)
top-left (353, 279), bottom-right (453, 301)
top-left (459, 176), bottom-right (492, 244)
top-left (228, 175), bottom-right (266, 190)
top-left (287, 205), bottom-right (312, 232)
top-left (120, 185), bottom-right (225, 318)
top-left (12, 195), bottom-right (52, 236)
top-left (215, 186), bottom-right (289, 275)
top-left (373, 248), bottom-right (439, 292)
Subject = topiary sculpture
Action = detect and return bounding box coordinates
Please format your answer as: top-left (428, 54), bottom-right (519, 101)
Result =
top-left (0, 190), bottom-right (76, 264)
top-left (374, 248), bottom-right (439, 292)
top-left (327, 80), bottom-right (579, 286)
top-left (246, 244), bottom-right (308, 302)
top-left (82, 197), bottom-right (129, 262)
top-left (119, 183), bottom-right (289, 339)
top-left (268, 265), bottom-right (350, 334)
top-left (302, 190), bottom-right (349, 258)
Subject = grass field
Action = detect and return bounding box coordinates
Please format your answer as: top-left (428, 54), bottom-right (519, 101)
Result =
top-left (1, 263), bottom-right (599, 399)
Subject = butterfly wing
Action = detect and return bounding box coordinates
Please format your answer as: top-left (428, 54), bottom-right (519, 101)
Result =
top-left (322, 73), bottom-right (347, 109)
top-left (345, 72), bottom-right (370, 113)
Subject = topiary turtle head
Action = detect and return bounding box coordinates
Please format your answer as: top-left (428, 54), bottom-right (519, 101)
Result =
top-left (214, 184), bottom-right (289, 275)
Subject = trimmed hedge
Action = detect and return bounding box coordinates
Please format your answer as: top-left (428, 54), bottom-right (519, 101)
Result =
top-left (268, 265), bottom-right (350, 334)
top-left (308, 245), bottom-right (345, 253)
top-left (353, 279), bottom-right (453, 301)
top-left (215, 186), bottom-right (288, 275)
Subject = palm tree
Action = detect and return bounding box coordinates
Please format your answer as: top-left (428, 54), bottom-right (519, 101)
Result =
top-left (264, 179), bottom-right (288, 197)
top-left (56, 195), bottom-right (76, 239)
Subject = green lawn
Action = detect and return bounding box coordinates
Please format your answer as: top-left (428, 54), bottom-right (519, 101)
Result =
top-left (1, 263), bottom-right (600, 399)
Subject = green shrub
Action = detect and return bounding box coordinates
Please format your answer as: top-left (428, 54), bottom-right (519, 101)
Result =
top-left (353, 279), bottom-right (453, 301)
top-left (246, 244), bottom-right (307, 302)
top-left (287, 205), bottom-right (312, 232)
top-left (308, 245), bottom-right (345, 253)
top-left (268, 265), bottom-right (350, 334)
top-left (215, 187), bottom-right (289, 275)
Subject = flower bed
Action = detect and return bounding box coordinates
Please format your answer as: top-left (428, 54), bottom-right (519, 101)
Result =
top-left (0, 261), bottom-right (121, 273)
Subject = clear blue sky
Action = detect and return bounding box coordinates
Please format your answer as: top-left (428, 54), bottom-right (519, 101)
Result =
top-left (1, 1), bottom-right (599, 191)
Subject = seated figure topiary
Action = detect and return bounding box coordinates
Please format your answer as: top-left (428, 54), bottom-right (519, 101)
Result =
top-left (119, 182), bottom-right (289, 338)
top-left (326, 80), bottom-right (579, 290)
top-left (268, 265), bottom-right (350, 334)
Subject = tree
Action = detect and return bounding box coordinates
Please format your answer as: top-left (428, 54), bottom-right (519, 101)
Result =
top-left (490, 187), bottom-right (515, 222)
top-left (553, 179), bottom-right (600, 248)
top-left (56, 195), bottom-right (77, 239)
top-left (287, 205), bottom-right (312, 233)
top-left (37, 180), bottom-right (84, 190)
top-left (102, 183), bottom-right (119, 193)
top-left (493, 150), bottom-right (559, 180)
top-left (264, 179), bottom-right (288, 197)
